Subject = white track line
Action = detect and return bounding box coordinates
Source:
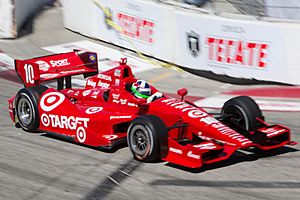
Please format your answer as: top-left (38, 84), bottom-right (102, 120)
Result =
top-left (194, 95), bottom-right (300, 112)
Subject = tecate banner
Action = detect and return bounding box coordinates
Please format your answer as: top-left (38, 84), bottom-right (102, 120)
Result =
top-left (175, 11), bottom-right (289, 83)
top-left (0, 0), bottom-right (15, 38)
top-left (63, 0), bottom-right (173, 60)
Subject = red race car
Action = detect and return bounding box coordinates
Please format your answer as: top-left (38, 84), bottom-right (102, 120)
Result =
top-left (8, 50), bottom-right (294, 168)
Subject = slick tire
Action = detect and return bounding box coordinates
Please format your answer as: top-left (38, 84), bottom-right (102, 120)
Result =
top-left (127, 115), bottom-right (168, 162)
top-left (221, 96), bottom-right (263, 132)
top-left (15, 85), bottom-right (48, 132)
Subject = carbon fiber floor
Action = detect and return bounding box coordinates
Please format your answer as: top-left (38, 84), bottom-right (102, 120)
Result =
top-left (0, 6), bottom-right (300, 200)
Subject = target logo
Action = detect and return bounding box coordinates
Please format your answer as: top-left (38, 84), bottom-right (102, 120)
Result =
top-left (41, 113), bottom-right (50, 126)
top-left (86, 107), bottom-right (103, 114)
top-left (188, 110), bottom-right (207, 118)
top-left (40, 92), bottom-right (65, 112)
top-left (76, 127), bottom-right (86, 143)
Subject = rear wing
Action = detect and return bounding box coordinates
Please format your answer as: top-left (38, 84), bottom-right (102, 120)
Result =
top-left (15, 50), bottom-right (98, 88)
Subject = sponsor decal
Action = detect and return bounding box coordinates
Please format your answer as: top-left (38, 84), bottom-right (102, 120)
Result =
top-left (41, 114), bottom-right (89, 130)
top-left (98, 81), bottom-right (110, 88)
top-left (82, 89), bottom-right (91, 97)
top-left (187, 151), bottom-right (201, 159)
top-left (112, 93), bottom-right (120, 99)
top-left (103, 135), bottom-right (119, 140)
top-left (114, 69), bottom-right (121, 77)
top-left (35, 60), bottom-right (51, 72)
top-left (40, 73), bottom-right (59, 79)
top-left (40, 92), bottom-right (65, 112)
top-left (97, 74), bottom-right (112, 81)
top-left (117, 12), bottom-right (155, 44)
top-left (169, 147), bottom-right (183, 154)
top-left (115, 79), bottom-right (120, 86)
top-left (187, 31), bottom-right (200, 57)
top-left (91, 90), bottom-right (100, 99)
top-left (261, 127), bottom-right (285, 137)
top-left (60, 69), bottom-right (86, 74)
top-left (50, 59), bottom-right (70, 67)
top-left (76, 126), bottom-right (86, 143)
top-left (120, 99), bottom-right (127, 105)
top-left (194, 143), bottom-right (216, 150)
top-left (206, 37), bottom-right (269, 68)
top-left (162, 98), bottom-right (252, 146)
top-left (86, 107), bottom-right (103, 114)
top-left (128, 102), bottom-right (137, 107)
top-left (110, 115), bottom-right (132, 120)
top-left (74, 91), bottom-right (80, 96)
top-left (87, 79), bottom-right (97, 87)
top-left (89, 53), bottom-right (97, 63)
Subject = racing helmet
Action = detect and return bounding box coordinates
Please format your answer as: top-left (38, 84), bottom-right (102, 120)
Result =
top-left (131, 80), bottom-right (151, 99)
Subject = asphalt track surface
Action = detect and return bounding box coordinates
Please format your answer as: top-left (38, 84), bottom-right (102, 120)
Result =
top-left (1, 7), bottom-right (300, 200)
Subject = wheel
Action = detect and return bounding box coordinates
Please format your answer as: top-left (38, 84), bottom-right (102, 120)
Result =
top-left (127, 115), bottom-right (168, 162)
top-left (221, 96), bottom-right (263, 132)
top-left (15, 85), bottom-right (48, 132)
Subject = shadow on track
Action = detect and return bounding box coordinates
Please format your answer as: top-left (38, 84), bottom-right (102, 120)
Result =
top-left (41, 132), bottom-right (128, 153)
top-left (150, 179), bottom-right (300, 188)
top-left (165, 146), bottom-right (298, 173)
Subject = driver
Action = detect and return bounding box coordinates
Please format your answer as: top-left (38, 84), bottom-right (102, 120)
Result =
top-left (131, 80), bottom-right (162, 103)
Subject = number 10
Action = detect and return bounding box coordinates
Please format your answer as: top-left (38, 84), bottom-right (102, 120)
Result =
top-left (24, 64), bottom-right (34, 84)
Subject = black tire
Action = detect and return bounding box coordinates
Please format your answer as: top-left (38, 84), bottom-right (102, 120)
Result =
top-left (221, 96), bottom-right (263, 132)
top-left (127, 115), bottom-right (168, 162)
top-left (15, 85), bottom-right (48, 132)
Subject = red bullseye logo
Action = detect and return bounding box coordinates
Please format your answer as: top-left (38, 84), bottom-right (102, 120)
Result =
top-left (41, 113), bottom-right (50, 126)
top-left (86, 107), bottom-right (103, 114)
top-left (40, 92), bottom-right (65, 112)
top-left (76, 127), bottom-right (86, 143)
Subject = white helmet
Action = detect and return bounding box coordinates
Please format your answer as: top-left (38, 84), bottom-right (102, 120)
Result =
top-left (131, 80), bottom-right (151, 99)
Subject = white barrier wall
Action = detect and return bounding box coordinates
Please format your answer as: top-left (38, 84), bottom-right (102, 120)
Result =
top-left (175, 11), bottom-right (289, 83)
top-left (63, 0), bottom-right (175, 60)
top-left (62, 0), bottom-right (300, 85)
top-left (265, 0), bottom-right (300, 20)
top-left (0, 0), bottom-right (55, 38)
top-left (0, 0), bottom-right (15, 38)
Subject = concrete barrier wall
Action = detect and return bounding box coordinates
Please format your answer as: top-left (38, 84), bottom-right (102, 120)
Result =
top-left (0, 0), bottom-right (55, 38)
top-left (0, 0), bottom-right (15, 38)
top-left (62, 0), bottom-right (300, 84)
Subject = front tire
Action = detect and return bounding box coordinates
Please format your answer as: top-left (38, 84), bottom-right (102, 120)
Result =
top-left (127, 115), bottom-right (168, 162)
top-left (221, 96), bottom-right (263, 132)
top-left (15, 85), bottom-right (48, 132)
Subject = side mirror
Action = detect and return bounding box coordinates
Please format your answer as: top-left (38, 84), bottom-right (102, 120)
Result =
top-left (177, 88), bottom-right (188, 101)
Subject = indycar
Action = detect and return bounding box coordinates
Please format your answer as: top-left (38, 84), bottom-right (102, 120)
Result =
top-left (8, 50), bottom-right (294, 169)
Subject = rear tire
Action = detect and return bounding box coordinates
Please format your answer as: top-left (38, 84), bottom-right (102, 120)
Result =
top-left (221, 96), bottom-right (263, 132)
top-left (127, 115), bottom-right (168, 162)
top-left (15, 85), bottom-right (48, 132)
